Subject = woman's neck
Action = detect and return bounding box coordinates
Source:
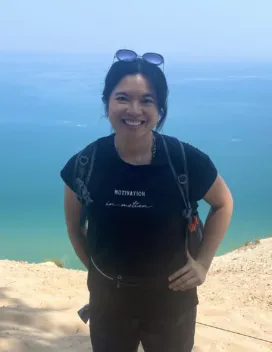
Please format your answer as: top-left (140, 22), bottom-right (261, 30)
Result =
top-left (114, 132), bottom-right (154, 165)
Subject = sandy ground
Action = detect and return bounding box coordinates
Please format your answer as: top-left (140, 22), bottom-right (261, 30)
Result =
top-left (0, 238), bottom-right (271, 351)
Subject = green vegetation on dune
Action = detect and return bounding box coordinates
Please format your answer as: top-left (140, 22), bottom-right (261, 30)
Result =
top-left (44, 258), bottom-right (65, 268)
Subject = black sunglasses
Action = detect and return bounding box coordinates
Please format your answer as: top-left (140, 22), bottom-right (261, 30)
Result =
top-left (113, 49), bottom-right (164, 69)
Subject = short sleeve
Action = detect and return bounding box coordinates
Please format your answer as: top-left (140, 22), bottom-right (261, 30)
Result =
top-left (60, 153), bottom-right (79, 193)
top-left (183, 143), bottom-right (218, 202)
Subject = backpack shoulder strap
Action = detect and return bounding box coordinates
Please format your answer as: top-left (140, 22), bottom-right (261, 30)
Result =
top-left (161, 134), bottom-right (203, 258)
top-left (177, 139), bottom-right (190, 204)
top-left (74, 141), bottom-right (98, 206)
top-left (160, 135), bottom-right (192, 219)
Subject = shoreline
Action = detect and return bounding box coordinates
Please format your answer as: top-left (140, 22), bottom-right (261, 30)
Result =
top-left (1, 237), bottom-right (265, 272)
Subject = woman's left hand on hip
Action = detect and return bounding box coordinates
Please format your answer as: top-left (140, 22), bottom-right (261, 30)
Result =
top-left (168, 251), bottom-right (208, 291)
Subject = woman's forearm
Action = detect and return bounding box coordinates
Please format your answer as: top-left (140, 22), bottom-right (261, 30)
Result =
top-left (196, 203), bottom-right (233, 271)
top-left (67, 229), bottom-right (89, 269)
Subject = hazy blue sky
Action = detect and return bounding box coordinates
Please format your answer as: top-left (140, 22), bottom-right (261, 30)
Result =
top-left (1, 0), bottom-right (272, 61)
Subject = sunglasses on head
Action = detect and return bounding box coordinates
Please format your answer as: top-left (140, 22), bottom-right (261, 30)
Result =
top-left (113, 49), bottom-right (164, 69)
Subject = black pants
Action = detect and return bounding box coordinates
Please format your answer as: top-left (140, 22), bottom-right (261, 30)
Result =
top-left (90, 305), bottom-right (196, 352)
top-left (88, 269), bottom-right (197, 352)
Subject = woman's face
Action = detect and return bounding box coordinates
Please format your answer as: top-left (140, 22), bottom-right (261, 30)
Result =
top-left (107, 74), bottom-right (159, 139)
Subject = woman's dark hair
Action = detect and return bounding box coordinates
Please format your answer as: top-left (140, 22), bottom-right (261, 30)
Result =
top-left (102, 59), bottom-right (169, 131)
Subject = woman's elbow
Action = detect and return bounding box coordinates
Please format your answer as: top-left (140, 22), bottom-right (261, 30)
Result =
top-left (204, 174), bottom-right (234, 212)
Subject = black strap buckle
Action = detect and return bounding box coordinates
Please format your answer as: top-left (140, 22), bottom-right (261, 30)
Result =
top-left (182, 208), bottom-right (192, 220)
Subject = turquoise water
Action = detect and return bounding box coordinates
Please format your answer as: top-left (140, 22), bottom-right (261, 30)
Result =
top-left (0, 52), bottom-right (271, 270)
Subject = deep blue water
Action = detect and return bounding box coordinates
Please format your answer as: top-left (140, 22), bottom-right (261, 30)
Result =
top-left (0, 52), bottom-right (271, 270)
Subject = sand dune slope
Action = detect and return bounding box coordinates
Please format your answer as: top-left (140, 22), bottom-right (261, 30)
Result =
top-left (1, 238), bottom-right (271, 351)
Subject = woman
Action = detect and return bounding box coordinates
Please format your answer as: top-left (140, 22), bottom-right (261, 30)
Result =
top-left (60, 49), bottom-right (233, 352)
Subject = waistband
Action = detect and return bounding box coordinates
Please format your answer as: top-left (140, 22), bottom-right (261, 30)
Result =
top-left (90, 256), bottom-right (169, 289)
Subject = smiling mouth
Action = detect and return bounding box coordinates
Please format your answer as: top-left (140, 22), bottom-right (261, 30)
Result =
top-left (122, 119), bottom-right (145, 126)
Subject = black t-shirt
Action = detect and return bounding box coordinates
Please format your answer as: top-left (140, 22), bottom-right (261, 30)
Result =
top-left (60, 132), bottom-right (217, 280)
